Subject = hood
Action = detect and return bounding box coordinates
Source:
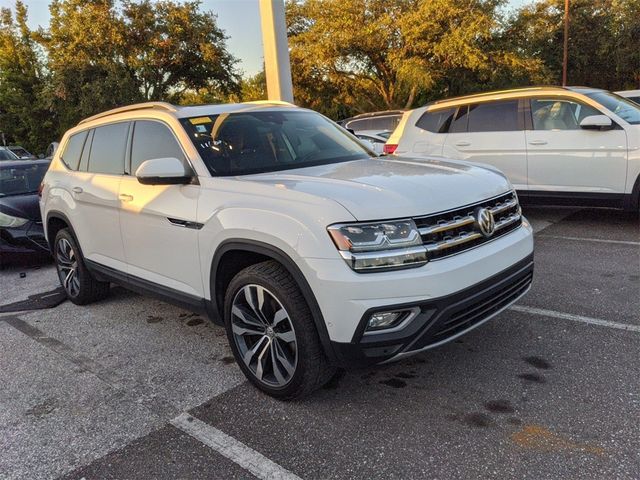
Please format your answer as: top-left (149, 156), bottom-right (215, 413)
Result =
top-left (0, 193), bottom-right (41, 222)
top-left (241, 157), bottom-right (512, 221)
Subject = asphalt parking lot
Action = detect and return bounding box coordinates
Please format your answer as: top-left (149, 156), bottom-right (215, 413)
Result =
top-left (1, 207), bottom-right (639, 480)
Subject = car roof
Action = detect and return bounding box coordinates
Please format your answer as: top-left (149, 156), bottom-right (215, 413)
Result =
top-left (340, 110), bottom-right (405, 123)
top-left (78, 100), bottom-right (301, 125)
top-left (0, 158), bottom-right (50, 167)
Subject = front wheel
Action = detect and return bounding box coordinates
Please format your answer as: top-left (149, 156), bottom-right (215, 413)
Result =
top-left (224, 261), bottom-right (336, 400)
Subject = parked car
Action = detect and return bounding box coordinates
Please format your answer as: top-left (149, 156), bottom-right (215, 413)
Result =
top-left (0, 147), bottom-right (19, 161)
top-left (7, 145), bottom-right (36, 159)
top-left (355, 131), bottom-right (392, 154)
top-left (617, 89), bottom-right (640, 105)
top-left (41, 101), bottom-right (534, 399)
top-left (0, 159), bottom-right (50, 263)
top-left (387, 87), bottom-right (640, 211)
top-left (339, 110), bottom-right (404, 133)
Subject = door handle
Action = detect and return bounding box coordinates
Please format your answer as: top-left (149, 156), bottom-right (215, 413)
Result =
top-left (528, 140), bottom-right (548, 145)
top-left (455, 141), bottom-right (471, 147)
top-left (72, 187), bottom-right (83, 194)
top-left (119, 193), bottom-right (134, 202)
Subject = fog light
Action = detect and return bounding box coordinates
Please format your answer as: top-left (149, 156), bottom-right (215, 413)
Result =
top-left (367, 311), bottom-right (404, 331)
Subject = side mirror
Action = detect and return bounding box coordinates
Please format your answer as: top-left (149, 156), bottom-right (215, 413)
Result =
top-left (580, 115), bottom-right (613, 130)
top-left (135, 157), bottom-right (192, 185)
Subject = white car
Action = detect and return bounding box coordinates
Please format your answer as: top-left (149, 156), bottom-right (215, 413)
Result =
top-left (617, 89), bottom-right (640, 105)
top-left (387, 87), bottom-right (640, 210)
top-left (41, 101), bottom-right (534, 399)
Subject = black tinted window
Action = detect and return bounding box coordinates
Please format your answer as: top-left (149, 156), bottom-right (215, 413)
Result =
top-left (450, 106), bottom-right (469, 133)
top-left (467, 100), bottom-right (520, 132)
top-left (87, 123), bottom-right (129, 175)
top-left (415, 108), bottom-right (455, 133)
top-left (61, 131), bottom-right (88, 170)
top-left (180, 111), bottom-right (373, 176)
top-left (131, 121), bottom-right (184, 174)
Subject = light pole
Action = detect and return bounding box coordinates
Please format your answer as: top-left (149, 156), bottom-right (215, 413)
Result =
top-left (562, 0), bottom-right (569, 86)
top-left (259, 0), bottom-right (294, 103)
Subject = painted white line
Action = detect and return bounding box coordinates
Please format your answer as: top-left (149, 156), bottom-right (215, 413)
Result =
top-left (509, 305), bottom-right (640, 333)
top-left (538, 234), bottom-right (640, 246)
top-left (171, 413), bottom-right (302, 480)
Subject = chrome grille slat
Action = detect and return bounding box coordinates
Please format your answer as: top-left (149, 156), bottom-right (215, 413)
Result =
top-left (414, 191), bottom-right (522, 260)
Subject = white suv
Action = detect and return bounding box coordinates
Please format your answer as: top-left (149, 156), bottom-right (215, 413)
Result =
top-left (40, 101), bottom-right (534, 399)
top-left (387, 87), bottom-right (640, 211)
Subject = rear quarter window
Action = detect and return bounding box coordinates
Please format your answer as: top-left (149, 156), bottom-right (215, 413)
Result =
top-left (60, 131), bottom-right (89, 170)
top-left (415, 108), bottom-right (455, 133)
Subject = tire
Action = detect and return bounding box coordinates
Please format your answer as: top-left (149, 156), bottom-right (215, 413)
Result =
top-left (224, 260), bottom-right (336, 400)
top-left (53, 228), bottom-right (110, 305)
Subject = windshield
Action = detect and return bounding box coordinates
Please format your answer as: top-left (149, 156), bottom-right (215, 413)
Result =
top-left (0, 162), bottom-right (49, 196)
top-left (180, 110), bottom-right (374, 176)
top-left (585, 91), bottom-right (640, 125)
top-left (377, 131), bottom-right (392, 139)
top-left (0, 149), bottom-right (18, 160)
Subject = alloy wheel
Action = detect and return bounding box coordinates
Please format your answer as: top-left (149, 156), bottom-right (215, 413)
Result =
top-left (230, 284), bottom-right (298, 387)
top-left (56, 237), bottom-right (80, 297)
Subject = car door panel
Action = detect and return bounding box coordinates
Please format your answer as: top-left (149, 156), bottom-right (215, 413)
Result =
top-left (442, 101), bottom-right (528, 190)
top-left (118, 120), bottom-right (204, 297)
top-left (526, 98), bottom-right (628, 193)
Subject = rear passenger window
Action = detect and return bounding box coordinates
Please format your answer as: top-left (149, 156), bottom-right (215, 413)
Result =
top-left (467, 100), bottom-right (520, 132)
top-left (450, 106), bottom-right (469, 133)
top-left (415, 108), bottom-right (455, 133)
top-left (61, 131), bottom-right (88, 170)
top-left (87, 122), bottom-right (129, 175)
top-left (130, 121), bottom-right (185, 174)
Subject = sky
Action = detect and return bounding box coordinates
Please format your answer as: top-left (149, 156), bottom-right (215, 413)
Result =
top-left (0, 0), bottom-right (530, 78)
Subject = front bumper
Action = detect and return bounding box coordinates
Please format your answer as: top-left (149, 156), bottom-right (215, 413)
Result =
top-left (329, 253), bottom-right (533, 367)
top-left (0, 221), bottom-right (49, 257)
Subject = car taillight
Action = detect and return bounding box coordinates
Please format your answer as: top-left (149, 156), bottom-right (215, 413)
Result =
top-left (38, 182), bottom-right (44, 198)
top-left (383, 144), bottom-right (398, 155)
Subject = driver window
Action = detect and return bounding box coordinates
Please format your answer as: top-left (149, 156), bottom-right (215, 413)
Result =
top-left (531, 98), bottom-right (601, 130)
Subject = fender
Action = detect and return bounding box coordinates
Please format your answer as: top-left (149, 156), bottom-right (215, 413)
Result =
top-left (210, 239), bottom-right (338, 364)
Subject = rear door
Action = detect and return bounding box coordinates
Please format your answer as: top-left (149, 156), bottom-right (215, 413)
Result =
top-left (118, 119), bottom-right (203, 297)
top-left (442, 100), bottom-right (528, 190)
top-left (525, 97), bottom-right (628, 195)
top-left (69, 122), bottom-right (129, 271)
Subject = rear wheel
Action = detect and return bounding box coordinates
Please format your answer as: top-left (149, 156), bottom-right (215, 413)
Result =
top-left (224, 260), bottom-right (335, 399)
top-left (54, 228), bottom-right (110, 305)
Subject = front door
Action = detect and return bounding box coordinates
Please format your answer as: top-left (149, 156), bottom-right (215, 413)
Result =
top-left (118, 120), bottom-right (203, 298)
top-left (525, 97), bottom-right (628, 195)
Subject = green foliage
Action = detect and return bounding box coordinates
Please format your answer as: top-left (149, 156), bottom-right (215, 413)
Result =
top-left (0, 0), bottom-right (239, 153)
top-left (286, 0), bottom-right (550, 118)
top-left (507, 0), bottom-right (640, 89)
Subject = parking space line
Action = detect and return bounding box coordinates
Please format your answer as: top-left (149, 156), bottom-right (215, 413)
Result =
top-left (510, 305), bottom-right (640, 333)
top-left (171, 413), bottom-right (302, 480)
top-left (537, 234), bottom-right (640, 246)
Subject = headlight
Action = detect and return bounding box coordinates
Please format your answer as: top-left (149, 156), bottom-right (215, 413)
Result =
top-left (0, 211), bottom-right (29, 228)
top-left (327, 219), bottom-right (427, 272)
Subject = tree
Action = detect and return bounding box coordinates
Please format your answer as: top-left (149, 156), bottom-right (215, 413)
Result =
top-left (121, 0), bottom-right (240, 101)
top-left (507, 0), bottom-right (640, 90)
top-left (0, 1), bottom-right (51, 153)
top-left (286, 0), bottom-right (548, 118)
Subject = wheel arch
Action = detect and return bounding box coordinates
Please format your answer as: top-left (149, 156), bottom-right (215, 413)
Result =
top-left (45, 211), bottom-right (76, 253)
top-left (210, 239), bottom-right (338, 364)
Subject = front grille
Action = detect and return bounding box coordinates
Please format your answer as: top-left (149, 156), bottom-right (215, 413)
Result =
top-left (406, 260), bottom-right (533, 352)
top-left (413, 191), bottom-right (521, 260)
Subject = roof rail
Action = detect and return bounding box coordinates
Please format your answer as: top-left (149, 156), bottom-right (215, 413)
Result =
top-left (242, 100), bottom-right (295, 107)
top-left (78, 102), bottom-right (178, 125)
top-left (431, 86), bottom-right (567, 105)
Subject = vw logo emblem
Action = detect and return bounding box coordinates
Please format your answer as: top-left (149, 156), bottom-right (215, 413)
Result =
top-left (475, 207), bottom-right (495, 238)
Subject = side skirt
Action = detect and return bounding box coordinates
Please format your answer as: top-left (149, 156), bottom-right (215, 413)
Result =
top-left (518, 190), bottom-right (627, 209)
top-left (85, 259), bottom-right (219, 321)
